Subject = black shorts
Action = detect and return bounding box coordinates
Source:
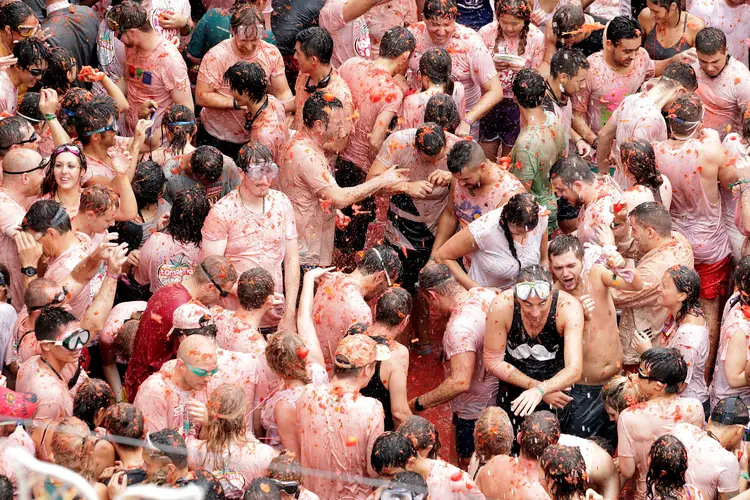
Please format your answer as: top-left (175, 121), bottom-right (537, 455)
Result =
top-left (452, 413), bottom-right (477, 459)
top-left (196, 123), bottom-right (244, 161)
top-left (558, 383), bottom-right (617, 451)
top-left (334, 157), bottom-right (375, 254)
top-left (479, 98), bottom-right (521, 146)
top-left (387, 243), bottom-right (432, 294)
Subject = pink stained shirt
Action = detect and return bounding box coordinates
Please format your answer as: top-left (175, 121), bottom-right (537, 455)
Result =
top-left (661, 323), bottom-right (709, 403)
top-left (400, 83), bottom-right (467, 130)
top-left (424, 459), bottom-right (485, 499)
top-left (81, 136), bottom-right (133, 184)
top-left (44, 232), bottom-right (104, 320)
top-left (339, 57), bottom-right (404, 171)
top-left (292, 68), bottom-right (354, 133)
top-left (572, 49), bottom-right (655, 135)
top-left (653, 137), bottom-right (732, 265)
top-left (693, 56), bottom-right (750, 134)
top-left (319, 0), bottom-right (372, 68)
top-left (249, 95), bottom-right (290, 165)
top-left (134, 231), bottom-right (200, 293)
top-left (575, 177), bottom-right (626, 247)
top-left (98, 301), bottom-right (148, 353)
top-left (408, 22), bottom-right (497, 114)
top-left (0, 426), bottom-right (35, 489)
top-left (365, 0), bottom-right (418, 59)
top-left (123, 38), bottom-right (190, 136)
top-left (198, 38), bottom-right (285, 144)
top-left (690, 0), bottom-right (750, 70)
top-left (212, 307), bottom-right (268, 362)
top-left (722, 133), bottom-right (746, 235)
top-left (617, 397), bottom-right (706, 500)
top-left (16, 356), bottom-right (86, 420)
top-left (201, 189), bottom-right (298, 296)
top-left (443, 287), bottom-right (499, 420)
top-left (186, 436), bottom-right (278, 486)
top-left (478, 21), bottom-right (546, 96)
top-left (0, 70), bottom-right (17, 115)
top-left (712, 299), bottom-right (750, 406)
top-left (0, 190), bottom-right (27, 313)
top-left (277, 132), bottom-right (337, 266)
top-left (670, 422), bottom-right (739, 500)
top-left (453, 169), bottom-right (524, 229)
top-left (296, 384), bottom-right (384, 499)
top-left (312, 272), bottom-right (373, 371)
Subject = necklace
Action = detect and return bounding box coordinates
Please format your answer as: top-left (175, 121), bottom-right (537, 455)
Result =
top-left (41, 357), bottom-right (63, 381)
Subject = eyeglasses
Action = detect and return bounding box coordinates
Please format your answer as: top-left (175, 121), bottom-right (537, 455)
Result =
top-left (16, 24), bottom-right (39, 38)
top-left (637, 368), bottom-right (663, 383)
top-left (515, 281), bottom-right (551, 301)
top-left (179, 355), bottom-right (218, 377)
top-left (29, 287), bottom-right (68, 312)
top-left (39, 327), bottom-right (90, 351)
top-left (372, 247), bottom-right (392, 287)
top-left (84, 123), bottom-right (117, 137)
top-left (202, 263), bottom-right (228, 298)
top-left (244, 162), bottom-right (278, 181)
top-left (53, 144), bottom-right (82, 157)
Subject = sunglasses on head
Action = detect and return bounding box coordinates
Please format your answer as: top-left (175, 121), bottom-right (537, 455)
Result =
top-left (53, 144), bottom-right (82, 157)
top-left (202, 263), bottom-right (229, 298)
top-left (180, 355), bottom-right (219, 377)
top-left (244, 162), bottom-right (278, 181)
top-left (515, 281), bottom-right (551, 301)
top-left (40, 327), bottom-right (90, 351)
top-left (29, 287), bottom-right (68, 312)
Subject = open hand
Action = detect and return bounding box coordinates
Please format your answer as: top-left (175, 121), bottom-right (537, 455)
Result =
top-left (38, 88), bottom-right (59, 116)
top-left (427, 169), bottom-right (452, 187)
top-left (379, 165), bottom-right (411, 186)
top-left (14, 231), bottom-right (43, 268)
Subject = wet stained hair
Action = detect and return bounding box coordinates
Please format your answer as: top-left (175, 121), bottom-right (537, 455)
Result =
top-left (494, 0), bottom-right (532, 55)
top-left (237, 267), bottom-right (275, 310)
top-left (201, 384), bottom-right (249, 459)
top-left (418, 263), bottom-right (460, 296)
top-left (237, 141), bottom-right (274, 172)
top-left (640, 347), bottom-right (688, 393)
top-left (80, 184), bottom-right (119, 216)
top-left (736, 256), bottom-right (750, 305)
top-left (162, 104), bottom-right (196, 156)
top-left (34, 306), bottom-right (77, 343)
top-left (646, 435), bottom-right (689, 500)
top-left (661, 61), bottom-right (698, 91)
top-left (519, 410), bottom-right (560, 459)
top-left (265, 330), bottom-right (310, 382)
top-left (245, 478), bottom-right (281, 499)
top-left (230, 3), bottom-right (262, 31)
top-left (695, 27), bottom-right (727, 55)
top-left (391, 471), bottom-right (429, 497)
top-left (100, 403), bottom-right (145, 451)
top-left (375, 288), bottom-right (412, 328)
top-left (500, 193), bottom-right (540, 269)
top-left (548, 234), bottom-right (583, 260)
top-left (51, 417), bottom-right (96, 482)
top-left (666, 93), bottom-right (703, 136)
top-left (550, 48), bottom-right (589, 79)
top-left (397, 416), bottom-right (441, 459)
top-left (109, 1), bottom-right (150, 32)
top-left (191, 145), bottom-right (224, 184)
top-left (549, 153), bottom-right (595, 186)
top-left (540, 445), bottom-right (588, 499)
top-left (18, 92), bottom-right (44, 123)
top-left (358, 244), bottom-right (403, 283)
top-left (0, 474), bottom-right (12, 500)
top-left (665, 266), bottom-right (703, 325)
top-left (629, 201), bottom-right (671, 237)
top-left (302, 91), bottom-right (343, 129)
top-left (167, 188), bottom-right (210, 246)
top-left (13, 37), bottom-right (50, 70)
top-left (22, 199), bottom-right (72, 234)
top-left (370, 432), bottom-right (417, 475)
top-left (474, 406), bottom-right (513, 463)
top-left (419, 48), bottom-right (454, 95)
top-left (295, 27), bottom-right (333, 65)
top-left (552, 4), bottom-right (584, 40)
top-left (415, 122), bottom-right (446, 157)
top-left (648, 0), bottom-right (680, 13)
top-left (148, 429), bottom-right (188, 469)
top-left (57, 88), bottom-right (93, 134)
top-left (131, 160), bottom-right (166, 210)
top-left (224, 61), bottom-right (267, 104)
top-left (42, 46), bottom-right (76, 95)
top-left (606, 16), bottom-right (642, 46)
top-left (0, 115), bottom-right (31, 153)
top-left (513, 68), bottom-right (546, 109)
top-left (0, 2), bottom-right (34, 33)
top-left (619, 138), bottom-right (663, 203)
top-left (75, 95), bottom-right (118, 145)
top-left (424, 93), bottom-right (460, 133)
top-left (423, 0), bottom-right (457, 20)
top-left (447, 139), bottom-right (484, 174)
top-left (267, 450), bottom-right (303, 482)
top-left (516, 264), bottom-right (553, 285)
top-left (601, 374), bottom-right (646, 414)
top-left (379, 26), bottom-right (416, 59)
top-left (73, 379), bottom-right (116, 430)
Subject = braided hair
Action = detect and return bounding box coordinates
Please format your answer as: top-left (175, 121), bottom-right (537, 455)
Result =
top-left (665, 266), bottom-right (703, 325)
top-left (499, 193), bottom-right (540, 271)
top-left (620, 138), bottom-right (663, 204)
top-left (494, 0), bottom-right (533, 56)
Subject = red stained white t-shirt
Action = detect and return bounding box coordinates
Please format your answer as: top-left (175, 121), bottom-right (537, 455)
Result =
top-left (319, 0), bottom-right (372, 68)
top-left (0, 190), bottom-right (27, 313)
top-left (365, 0), bottom-right (417, 59)
top-left (690, 0), bottom-right (750, 69)
top-left (198, 38), bottom-right (285, 143)
top-left (134, 231), bottom-right (200, 293)
top-left (0, 71), bottom-right (17, 115)
top-left (44, 232), bottom-right (102, 320)
top-left (249, 95), bottom-right (290, 165)
top-left (16, 356), bottom-right (87, 420)
top-left (186, 435), bottom-right (278, 487)
top-left (0, 426), bottom-right (35, 489)
top-left (98, 301), bottom-right (148, 355)
top-left (693, 56), bottom-right (750, 135)
top-left (400, 84), bottom-right (466, 130)
top-left (212, 307), bottom-right (268, 361)
top-left (478, 21), bottom-right (545, 96)
top-left (292, 68), bottom-right (354, 133)
top-left (81, 136), bottom-right (133, 184)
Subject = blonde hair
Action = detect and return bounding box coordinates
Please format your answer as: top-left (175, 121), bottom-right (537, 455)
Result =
top-left (601, 374), bottom-right (645, 414)
top-left (51, 417), bottom-right (96, 482)
top-left (265, 331), bottom-right (310, 383)
top-left (202, 384), bottom-right (248, 461)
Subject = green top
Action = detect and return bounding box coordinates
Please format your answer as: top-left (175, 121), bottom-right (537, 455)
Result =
top-left (187, 9), bottom-right (275, 60)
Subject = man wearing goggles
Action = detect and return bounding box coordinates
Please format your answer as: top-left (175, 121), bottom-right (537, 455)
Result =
top-left (0, 38), bottom-right (49, 115)
top-left (484, 265), bottom-right (584, 429)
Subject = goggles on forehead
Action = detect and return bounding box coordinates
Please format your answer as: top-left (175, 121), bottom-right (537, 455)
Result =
top-left (515, 281), bottom-right (551, 301)
top-left (29, 287), bottom-right (68, 312)
top-left (40, 327), bottom-right (90, 351)
top-left (244, 162), bottom-right (278, 181)
top-left (53, 144), bottom-right (82, 157)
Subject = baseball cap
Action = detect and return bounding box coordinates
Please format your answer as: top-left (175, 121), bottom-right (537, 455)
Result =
top-left (710, 397), bottom-right (750, 426)
top-left (334, 334), bottom-right (390, 369)
top-left (167, 303), bottom-right (213, 337)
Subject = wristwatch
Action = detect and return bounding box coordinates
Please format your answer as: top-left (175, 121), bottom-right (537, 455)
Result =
top-left (21, 266), bottom-right (37, 277)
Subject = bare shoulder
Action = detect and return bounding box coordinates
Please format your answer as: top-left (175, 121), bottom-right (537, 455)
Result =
top-left (638, 8), bottom-right (655, 31)
top-left (488, 290), bottom-right (515, 317)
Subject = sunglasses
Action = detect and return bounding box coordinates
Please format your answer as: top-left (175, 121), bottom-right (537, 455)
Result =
top-left (245, 162), bottom-right (278, 181)
top-left (84, 123), bottom-right (117, 137)
top-left (180, 355), bottom-right (218, 377)
top-left (637, 368), bottom-right (664, 383)
top-left (29, 287), bottom-right (68, 312)
top-left (515, 280), bottom-right (551, 301)
top-left (372, 247), bottom-right (392, 287)
top-left (269, 480), bottom-right (300, 495)
top-left (202, 263), bottom-right (229, 298)
top-left (26, 67), bottom-right (45, 77)
top-left (15, 131), bottom-right (39, 146)
top-left (40, 327), bottom-right (90, 351)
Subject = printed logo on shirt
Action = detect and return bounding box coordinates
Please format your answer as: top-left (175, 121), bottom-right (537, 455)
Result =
top-left (97, 29), bottom-right (115, 67)
top-left (205, 184), bottom-right (223, 204)
top-left (128, 65), bottom-right (153, 85)
top-left (354, 19), bottom-right (371, 59)
top-left (456, 199), bottom-right (483, 225)
top-left (157, 254), bottom-right (194, 286)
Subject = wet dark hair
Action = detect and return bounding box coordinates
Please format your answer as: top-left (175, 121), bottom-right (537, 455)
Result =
top-left (237, 141), bottom-right (274, 172)
top-left (0, 2), bottom-right (34, 34)
top-left (113, 220), bottom-right (143, 251)
top-left (371, 432), bottom-right (417, 475)
top-left (423, 0), bottom-right (457, 20)
top-left (550, 48), bottom-right (589, 79)
top-left (516, 265), bottom-right (553, 285)
top-left (540, 445), bottom-right (588, 499)
top-left (231, 4), bottom-right (262, 31)
top-left (0, 474), bottom-right (12, 500)
top-left (42, 144), bottom-right (87, 197)
top-left (132, 160), bottom-right (166, 210)
top-left (648, 0), bottom-right (681, 14)
top-left (18, 92), bottom-right (44, 123)
top-left (237, 267), bottom-right (275, 310)
top-left (418, 263), bottom-right (460, 296)
top-left (75, 95), bottom-right (118, 145)
top-left (191, 146), bottom-right (224, 184)
top-left (661, 61), bottom-right (698, 91)
top-left (494, 0), bottom-right (532, 55)
top-left (606, 16), bottom-right (642, 46)
top-left (34, 306), bottom-right (77, 343)
top-left (390, 471), bottom-right (429, 498)
top-left (58, 88), bottom-right (93, 135)
top-left (513, 68), bottom-right (546, 109)
top-left (295, 27), bottom-right (333, 65)
top-left (549, 154), bottom-right (595, 186)
top-left (419, 48), bottom-right (454, 95)
top-left (629, 201), bottom-right (671, 237)
top-left (73, 379), bottom-right (116, 430)
top-left (13, 37), bottom-right (50, 71)
top-left (646, 435), bottom-right (688, 500)
top-left (735, 256), bottom-right (750, 306)
top-left (711, 397), bottom-right (750, 427)
top-left (548, 234), bottom-right (583, 260)
top-left (415, 122), bottom-right (446, 157)
top-left (162, 104), bottom-right (196, 156)
top-left (267, 450), bottom-right (302, 482)
top-left (379, 27), bottom-right (416, 59)
top-left (224, 61), bottom-right (267, 104)
top-left (666, 93), bottom-right (703, 136)
top-left (665, 265), bottom-right (703, 326)
top-left (42, 46), bottom-right (76, 95)
top-left (22, 199), bottom-right (72, 234)
top-left (167, 188), bottom-right (210, 246)
top-left (358, 245), bottom-right (402, 283)
top-left (424, 93), bottom-right (460, 133)
top-left (695, 27), bottom-right (727, 55)
top-left (620, 138), bottom-right (663, 203)
top-left (101, 403), bottom-right (146, 451)
top-left (302, 91), bottom-right (343, 129)
top-left (108, 1), bottom-right (150, 32)
top-left (79, 183), bottom-right (119, 216)
top-left (447, 139), bottom-right (484, 174)
top-left (375, 288), bottom-right (412, 328)
top-left (397, 416), bottom-right (441, 459)
top-left (552, 4), bottom-right (585, 40)
top-left (640, 347), bottom-right (688, 393)
top-left (244, 478), bottom-right (280, 499)
top-left (0, 263), bottom-right (9, 291)
top-left (0, 115), bottom-right (31, 154)
top-left (148, 429), bottom-right (187, 469)
top-left (519, 410), bottom-right (560, 459)
top-left (500, 193), bottom-right (540, 270)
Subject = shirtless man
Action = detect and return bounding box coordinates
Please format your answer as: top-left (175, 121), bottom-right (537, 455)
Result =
top-left (484, 265), bottom-right (584, 431)
top-left (549, 235), bottom-right (642, 448)
top-left (432, 140), bottom-right (525, 257)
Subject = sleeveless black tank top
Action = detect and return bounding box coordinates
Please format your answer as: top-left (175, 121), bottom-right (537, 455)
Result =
top-left (360, 335), bottom-right (394, 431)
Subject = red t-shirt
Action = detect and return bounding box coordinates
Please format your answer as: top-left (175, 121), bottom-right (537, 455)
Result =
top-left (124, 283), bottom-right (192, 402)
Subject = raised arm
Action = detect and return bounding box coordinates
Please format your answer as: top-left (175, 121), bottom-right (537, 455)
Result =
top-left (296, 267), bottom-right (331, 368)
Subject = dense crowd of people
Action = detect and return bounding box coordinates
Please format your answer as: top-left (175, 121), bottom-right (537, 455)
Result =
top-left (2, 0), bottom-right (750, 497)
